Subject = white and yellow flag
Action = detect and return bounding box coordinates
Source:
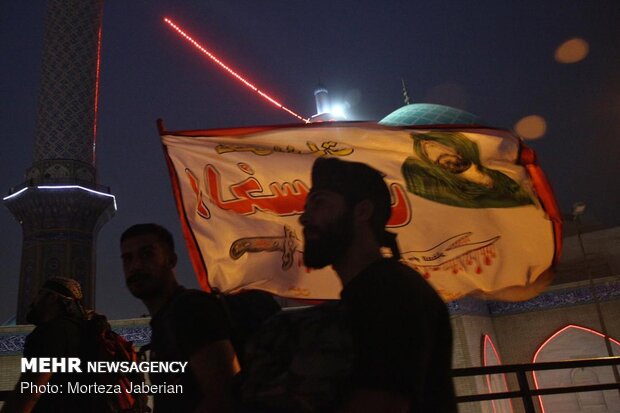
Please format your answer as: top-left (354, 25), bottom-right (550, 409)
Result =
top-left (161, 122), bottom-right (562, 302)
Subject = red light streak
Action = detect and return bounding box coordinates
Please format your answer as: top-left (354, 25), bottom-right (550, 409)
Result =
top-left (163, 18), bottom-right (309, 123)
top-left (93, 24), bottom-right (103, 164)
top-left (482, 335), bottom-right (514, 413)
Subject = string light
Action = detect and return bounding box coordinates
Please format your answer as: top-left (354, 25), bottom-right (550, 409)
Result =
top-left (163, 18), bottom-right (309, 123)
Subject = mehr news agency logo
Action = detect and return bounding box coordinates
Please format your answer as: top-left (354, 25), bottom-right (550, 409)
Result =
top-left (20, 357), bottom-right (185, 395)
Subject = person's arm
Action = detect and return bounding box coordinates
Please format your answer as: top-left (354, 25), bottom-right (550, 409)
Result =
top-left (190, 339), bottom-right (240, 413)
top-left (170, 292), bottom-right (241, 413)
top-left (1, 372), bottom-right (53, 413)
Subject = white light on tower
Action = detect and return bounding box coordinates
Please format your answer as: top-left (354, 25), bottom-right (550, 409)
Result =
top-left (331, 104), bottom-right (346, 118)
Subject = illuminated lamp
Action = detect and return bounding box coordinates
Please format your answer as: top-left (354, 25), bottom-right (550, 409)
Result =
top-left (331, 104), bottom-right (346, 119)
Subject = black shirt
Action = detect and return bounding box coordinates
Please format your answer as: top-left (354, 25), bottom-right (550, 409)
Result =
top-left (23, 316), bottom-right (87, 413)
top-left (240, 258), bottom-right (456, 412)
top-left (148, 287), bottom-right (231, 413)
top-left (341, 258), bottom-right (456, 412)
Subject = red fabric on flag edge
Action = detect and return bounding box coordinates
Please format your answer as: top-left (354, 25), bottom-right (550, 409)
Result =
top-left (159, 120), bottom-right (211, 292)
top-left (519, 145), bottom-right (563, 265)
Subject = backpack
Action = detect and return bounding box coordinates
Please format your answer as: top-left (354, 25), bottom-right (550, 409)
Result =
top-left (212, 290), bottom-right (281, 367)
top-left (81, 312), bottom-right (150, 413)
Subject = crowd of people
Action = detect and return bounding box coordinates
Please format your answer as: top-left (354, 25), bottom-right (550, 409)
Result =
top-left (2, 158), bottom-right (457, 413)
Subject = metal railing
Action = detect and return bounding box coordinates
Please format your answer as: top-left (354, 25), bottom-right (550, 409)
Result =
top-left (453, 356), bottom-right (620, 412)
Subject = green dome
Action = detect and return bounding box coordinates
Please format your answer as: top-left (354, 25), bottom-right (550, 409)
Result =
top-left (379, 103), bottom-right (484, 126)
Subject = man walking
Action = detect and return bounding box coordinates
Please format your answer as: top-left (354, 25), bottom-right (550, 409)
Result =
top-left (240, 158), bottom-right (456, 412)
top-left (121, 224), bottom-right (240, 413)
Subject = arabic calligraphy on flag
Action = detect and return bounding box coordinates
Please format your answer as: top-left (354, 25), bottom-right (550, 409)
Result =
top-left (161, 122), bottom-right (561, 302)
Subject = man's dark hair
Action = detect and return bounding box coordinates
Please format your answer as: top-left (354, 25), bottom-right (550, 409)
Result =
top-left (310, 157), bottom-right (392, 244)
top-left (121, 223), bottom-right (175, 252)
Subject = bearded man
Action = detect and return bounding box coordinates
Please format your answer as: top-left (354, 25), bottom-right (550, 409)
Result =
top-left (238, 157), bottom-right (456, 412)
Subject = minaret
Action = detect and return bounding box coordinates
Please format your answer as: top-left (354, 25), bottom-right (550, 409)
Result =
top-left (314, 83), bottom-right (330, 115)
top-left (3, 0), bottom-right (115, 323)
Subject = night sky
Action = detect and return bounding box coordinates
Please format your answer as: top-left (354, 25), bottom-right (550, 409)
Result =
top-left (1, 0), bottom-right (619, 321)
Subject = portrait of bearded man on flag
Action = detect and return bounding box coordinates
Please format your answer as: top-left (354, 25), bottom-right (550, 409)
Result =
top-left (401, 131), bottom-right (534, 208)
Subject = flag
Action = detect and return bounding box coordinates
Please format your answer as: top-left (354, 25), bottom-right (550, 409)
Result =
top-left (160, 121), bottom-right (562, 302)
